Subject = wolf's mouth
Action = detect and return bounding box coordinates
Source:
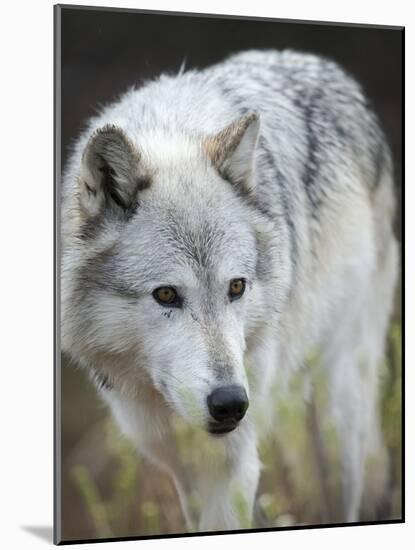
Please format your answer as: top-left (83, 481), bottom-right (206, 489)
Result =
top-left (207, 421), bottom-right (238, 436)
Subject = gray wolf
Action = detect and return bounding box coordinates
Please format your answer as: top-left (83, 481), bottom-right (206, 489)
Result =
top-left (61, 50), bottom-right (398, 531)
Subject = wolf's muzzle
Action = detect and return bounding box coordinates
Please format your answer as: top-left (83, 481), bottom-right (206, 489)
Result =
top-left (207, 385), bottom-right (249, 434)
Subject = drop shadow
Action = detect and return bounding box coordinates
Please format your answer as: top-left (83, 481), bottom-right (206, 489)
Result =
top-left (21, 525), bottom-right (54, 544)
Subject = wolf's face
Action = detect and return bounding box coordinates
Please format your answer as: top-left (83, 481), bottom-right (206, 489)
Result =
top-left (62, 114), bottom-right (284, 434)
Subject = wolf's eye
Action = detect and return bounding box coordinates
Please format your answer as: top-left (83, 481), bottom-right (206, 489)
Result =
top-left (229, 278), bottom-right (246, 301)
top-left (153, 286), bottom-right (181, 307)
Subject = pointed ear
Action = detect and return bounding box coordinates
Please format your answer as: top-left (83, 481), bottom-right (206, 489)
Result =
top-left (79, 125), bottom-right (148, 218)
top-left (203, 113), bottom-right (260, 193)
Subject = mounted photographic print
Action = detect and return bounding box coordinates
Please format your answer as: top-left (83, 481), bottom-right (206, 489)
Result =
top-left (54, 4), bottom-right (404, 544)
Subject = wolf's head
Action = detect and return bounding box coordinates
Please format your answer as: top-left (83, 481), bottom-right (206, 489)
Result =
top-left (62, 113), bottom-right (288, 435)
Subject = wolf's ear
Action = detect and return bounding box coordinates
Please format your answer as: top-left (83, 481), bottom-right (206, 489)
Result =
top-left (79, 125), bottom-right (147, 218)
top-left (204, 113), bottom-right (260, 193)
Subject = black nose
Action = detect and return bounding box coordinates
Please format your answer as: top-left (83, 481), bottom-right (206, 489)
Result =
top-left (207, 385), bottom-right (249, 422)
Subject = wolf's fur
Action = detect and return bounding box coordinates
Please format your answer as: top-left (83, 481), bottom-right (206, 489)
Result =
top-left (61, 50), bottom-right (398, 531)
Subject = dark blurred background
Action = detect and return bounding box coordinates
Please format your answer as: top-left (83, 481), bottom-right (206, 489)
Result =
top-left (59, 6), bottom-right (403, 542)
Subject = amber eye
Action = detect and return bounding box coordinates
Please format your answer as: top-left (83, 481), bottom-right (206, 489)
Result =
top-left (229, 278), bottom-right (246, 301)
top-left (153, 287), bottom-right (180, 307)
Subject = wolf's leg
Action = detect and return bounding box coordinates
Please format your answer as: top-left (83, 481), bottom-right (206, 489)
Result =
top-left (324, 233), bottom-right (398, 522)
top-left (326, 354), bottom-right (367, 522)
top-left (197, 423), bottom-right (260, 531)
top-left (101, 389), bottom-right (198, 530)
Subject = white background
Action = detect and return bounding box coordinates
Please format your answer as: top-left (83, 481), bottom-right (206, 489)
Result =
top-left (0, 0), bottom-right (410, 548)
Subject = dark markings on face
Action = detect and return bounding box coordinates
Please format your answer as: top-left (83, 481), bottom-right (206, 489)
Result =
top-left (76, 244), bottom-right (142, 300)
top-left (76, 171), bottom-right (261, 306)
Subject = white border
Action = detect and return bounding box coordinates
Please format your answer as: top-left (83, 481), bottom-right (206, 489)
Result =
top-left (1, 0), bottom-right (410, 548)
